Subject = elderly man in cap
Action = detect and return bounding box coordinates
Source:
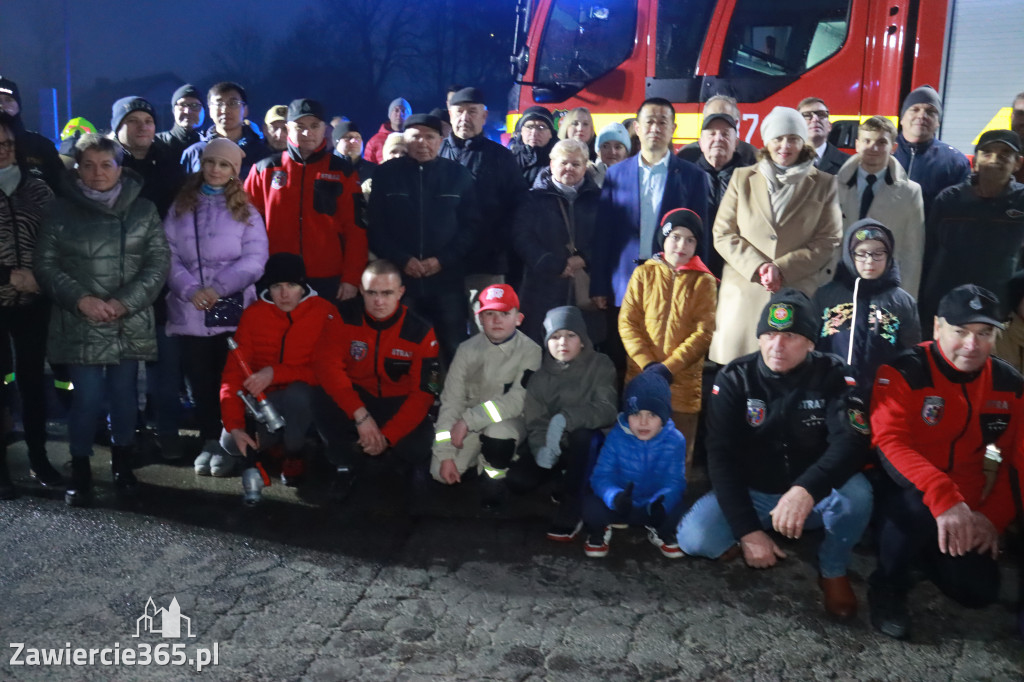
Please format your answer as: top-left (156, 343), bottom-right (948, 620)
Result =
top-left (364, 97), bottom-right (411, 164)
top-left (157, 84), bottom-right (205, 161)
top-left (245, 98), bottom-right (367, 303)
top-left (0, 75), bottom-right (64, 193)
top-left (367, 113), bottom-right (481, 364)
top-left (869, 284), bottom-right (1024, 639)
top-left (441, 86), bottom-right (527, 316)
top-left (677, 288), bottom-right (873, 621)
top-left (332, 120), bottom-right (376, 183)
top-left (263, 105), bottom-right (288, 153)
top-left (181, 81), bottom-right (271, 179)
top-left (893, 85), bottom-right (971, 213)
top-left (918, 129), bottom-right (1024, 333)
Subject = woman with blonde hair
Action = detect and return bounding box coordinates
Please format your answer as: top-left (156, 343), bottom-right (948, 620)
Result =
top-left (558, 107), bottom-right (597, 160)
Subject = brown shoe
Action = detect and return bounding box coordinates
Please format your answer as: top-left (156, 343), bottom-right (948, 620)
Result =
top-left (818, 575), bottom-right (858, 620)
top-left (718, 544), bottom-right (742, 563)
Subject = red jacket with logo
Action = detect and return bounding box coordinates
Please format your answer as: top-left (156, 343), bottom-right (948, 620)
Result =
top-left (220, 292), bottom-right (337, 432)
top-left (870, 342), bottom-right (1024, 531)
top-left (314, 298), bottom-right (440, 444)
top-left (244, 140), bottom-right (367, 282)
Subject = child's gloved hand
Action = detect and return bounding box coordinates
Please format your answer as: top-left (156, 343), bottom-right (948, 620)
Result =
top-left (647, 495), bottom-right (666, 527)
top-left (534, 445), bottom-right (558, 469)
top-left (612, 481), bottom-right (635, 514)
top-left (643, 362), bottom-right (673, 384)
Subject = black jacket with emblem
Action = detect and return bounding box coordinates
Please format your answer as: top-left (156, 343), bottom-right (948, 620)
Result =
top-left (707, 350), bottom-right (871, 539)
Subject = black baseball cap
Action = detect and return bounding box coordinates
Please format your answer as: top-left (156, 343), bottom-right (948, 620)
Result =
top-left (448, 87), bottom-right (485, 106)
top-left (403, 113), bottom-right (443, 135)
top-left (287, 98), bottom-right (326, 123)
top-left (975, 129), bottom-right (1022, 155)
top-left (937, 284), bottom-right (1004, 329)
top-left (702, 113), bottom-right (737, 130)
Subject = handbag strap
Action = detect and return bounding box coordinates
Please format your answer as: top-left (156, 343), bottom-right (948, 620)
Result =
top-left (193, 206), bottom-right (206, 287)
top-left (556, 198), bottom-right (576, 251)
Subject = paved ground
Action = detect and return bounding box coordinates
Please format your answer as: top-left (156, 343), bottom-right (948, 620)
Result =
top-left (2, 434), bottom-right (1023, 681)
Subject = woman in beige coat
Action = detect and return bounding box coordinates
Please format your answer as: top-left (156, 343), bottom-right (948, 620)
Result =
top-left (709, 107), bottom-right (842, 365)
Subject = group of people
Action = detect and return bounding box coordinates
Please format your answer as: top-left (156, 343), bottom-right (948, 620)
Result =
top-left (1, 70), bottom-right (1024, 641)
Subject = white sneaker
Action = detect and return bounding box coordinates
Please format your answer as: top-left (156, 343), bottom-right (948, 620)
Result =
top-left (646, 526), bottom-right (684, 559)
top-left (210, 452), bottom-right (237, 477)
top-left (194, 450), bottom-right (213, 476)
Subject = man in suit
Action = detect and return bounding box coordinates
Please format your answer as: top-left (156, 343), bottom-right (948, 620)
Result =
top-left (592, 97), bottom-right (710, 310)
top-left (798, 97), bottom-right (848, 175)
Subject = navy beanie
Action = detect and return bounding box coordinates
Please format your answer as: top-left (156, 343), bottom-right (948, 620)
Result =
top-left (622, 372), bottom-right (672, 424)
top-left (111, 96), bottom-right (157, 133)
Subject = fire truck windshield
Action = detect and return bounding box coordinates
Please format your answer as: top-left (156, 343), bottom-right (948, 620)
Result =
top-left (533, 0), bottom-right (637, 102)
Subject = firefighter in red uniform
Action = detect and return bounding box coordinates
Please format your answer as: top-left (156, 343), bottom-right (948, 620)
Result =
top-left (313, 259), bottom-right (440, 500)
top-left (869, 284), bottom-right (1024, 640)
top-left (245, 98), bottom-right (367, 303)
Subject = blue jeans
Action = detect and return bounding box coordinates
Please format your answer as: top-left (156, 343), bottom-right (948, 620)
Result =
top-left (676, 473), bottom-right (873, 578)
top-left (145, 326), bottom-right (181, 438)
top-left (68, 362), bottom-right (139, 459)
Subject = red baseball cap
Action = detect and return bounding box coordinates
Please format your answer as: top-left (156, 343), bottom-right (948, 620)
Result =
top-left (477, 284), bottom-right (520, 313)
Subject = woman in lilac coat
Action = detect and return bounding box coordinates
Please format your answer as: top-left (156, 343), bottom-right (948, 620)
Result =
top-left (164, 139), bottom-right (268, 475)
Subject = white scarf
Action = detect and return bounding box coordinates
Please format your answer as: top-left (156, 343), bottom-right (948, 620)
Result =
top-left (0, 164), bottom-right (20, 197)
top-left (758, 158), bottom-right (814, 220)
top-left (76, 178), bottom-right (123, 209)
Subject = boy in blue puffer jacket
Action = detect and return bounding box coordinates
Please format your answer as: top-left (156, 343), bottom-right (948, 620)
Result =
top-left (582, 372), bottom-right (686, 558)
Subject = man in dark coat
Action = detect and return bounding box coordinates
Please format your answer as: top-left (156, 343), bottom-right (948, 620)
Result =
top-left (0, 75), bottom-right (64, 193)
top-left (156, 84), bottom-right (205, 162)
top-left (798, 97), bottom-right (849, 175)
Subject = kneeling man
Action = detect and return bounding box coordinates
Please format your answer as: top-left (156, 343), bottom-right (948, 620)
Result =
top-left (677, 289), bottom-right (873, 619)
top-left (869, 284), bottom-right (1024, 639)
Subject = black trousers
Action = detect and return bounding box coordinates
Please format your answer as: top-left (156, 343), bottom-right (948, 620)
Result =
top-left (403, 289), bottom-right (467, 367)
top-left (0, 297), bottom-right (50, 455)
top-left (313, 386), bottom-right (432, 472)
top-left (581, 490), bottom-right (684, 544)
top-left (181, 333), bottom-right (231, 441)
top-left (872, 478), bottom-right (1000, 608)
top-left (507, 428), bottom-right (597, 521)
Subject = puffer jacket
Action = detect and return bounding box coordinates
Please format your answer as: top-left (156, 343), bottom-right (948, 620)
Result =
top-left (523, 326), bottom-right (618, 455)
top-left (590, 413), bottom-right (687, 512)
top-left (619, 254), bottom-right (717, 414)
top-left (219, 289), bottom-right (337, 432)
top-left (163, 191), bottom-right (268, 337)
top-left (0, 174), bottom-right (54, 306)
top-left (812, 222), bottom-right (921, 395)
top-left (34, 170), bottom-right (170, 364)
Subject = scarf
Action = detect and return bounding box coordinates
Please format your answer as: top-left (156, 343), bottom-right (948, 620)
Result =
top-left (76, 178), bottom-right (123, 209)
top-left (201, 183), bottom-right (226, 195)
top-left (0, 164), bottom-right (20, 197)
top-left (552, 177), bottom-right (584, 203)
top-left (758, 158), bottom-right (813, 220)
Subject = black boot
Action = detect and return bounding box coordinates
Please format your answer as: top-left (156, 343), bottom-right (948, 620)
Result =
top-left (0, 449), bottom-right (16, 500)
top-left (111, 446), bottom-right (139, 497)
top-left (28, 449), bottom-right (63, 487)
top-left (65, 457), bottom-right (93, 507)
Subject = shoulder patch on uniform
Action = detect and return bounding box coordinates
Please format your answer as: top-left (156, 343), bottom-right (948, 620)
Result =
top-left (848, 408), bottom-right (870, 435)
top-left (746, 399), bottom-right (766, 427)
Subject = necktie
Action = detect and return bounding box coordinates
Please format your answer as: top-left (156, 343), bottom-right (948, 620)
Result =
top-left (859, 174), bottom-right (877, 219)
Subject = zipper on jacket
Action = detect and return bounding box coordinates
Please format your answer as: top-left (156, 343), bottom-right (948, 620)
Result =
top-left (298, 162), bottom-right (307, 260)
top-left (374, 326), bottom-right (383, 396)
top-left (907, 147), bottom-right (916, 178)
top-left (279, 312), bottom-right (294, 363)
top-left (947, 383), bottom-right (973, 472)
top-left (418, 165), bottom-right (425, 260)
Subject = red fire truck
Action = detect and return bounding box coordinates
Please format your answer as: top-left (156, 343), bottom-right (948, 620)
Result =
top-left (508, 0), bottom-right (1021, 152)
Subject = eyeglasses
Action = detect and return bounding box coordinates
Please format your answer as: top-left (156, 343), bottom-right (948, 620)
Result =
top-left (175, 101), bottom-right (202, 111)
top-left (212, 99), bottom-right (244, 111)
top-left (0, 140), bottom-right (13, 152)
top-left (522, 123), bottom-right (549, 131)
top-left (853, 250), bottom-right (887, 262)
top-left (801, 110), bottom-right (830, 120)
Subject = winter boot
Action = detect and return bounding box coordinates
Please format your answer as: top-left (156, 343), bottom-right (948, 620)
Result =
top-left (0, 449), bottom-right (16, 500)
top-left (65, 457), bottom-right (93, 507)
top-left (28, 449), bottom-right (63, 487)
top-left (111, 445), bottom-right (140, 497)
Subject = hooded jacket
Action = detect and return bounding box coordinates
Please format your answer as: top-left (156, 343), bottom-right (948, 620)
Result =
top-left (812, 221), bottom-right (921, 394)
top-left (523, 313), bottom-right (618, 455)
top-left (619, 254), bottom-right (717, 414)
top-left (0, 173), bottom-right (54, 306)
top-left (219, 288), bottom-right (337, 432)
top-left (163, 191), bottom-right (268, 337)
top-left (245, 139), bottom-right (367, 282)
top-left (590, 414), bottom-right (687, 513)
top-left (35, 170), bottom-right (170, 364)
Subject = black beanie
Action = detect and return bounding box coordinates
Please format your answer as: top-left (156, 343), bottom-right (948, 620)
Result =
top-left (755, 288), bottom-right (819, 342)
top-left (259, 253), bottom-right (309, 296)
top-left (901, 85), bottom-right (942, 119)
top-left (111, 96), bottom-right (157, 133)
top-left (622, 372), bottom-right (672, 424)
top-left (518, 105), bottom-right (554, 132)
top-left (171, 84), bottom-right (202, 108)
top-left (657, 208), bottom-right (703, 255)
top-left (332, 120), bottom-right (361, 145)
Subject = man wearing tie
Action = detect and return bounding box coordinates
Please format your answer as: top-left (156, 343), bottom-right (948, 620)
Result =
top-left (833, 116), bottom-right (925, 297)
top-left (797, 97), bottom-right (849, 176)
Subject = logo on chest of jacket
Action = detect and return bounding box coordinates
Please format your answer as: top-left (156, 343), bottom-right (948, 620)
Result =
top-left (921, 396), bottom-right (944, 426)
top-left (350, 340), bottom-right (368, 361)
top-left (391, 348), bottom-right (412, 359)
top-left (799, 399), bottom-right (824, 410)
top-left (746, 399), bottom-right (766, 427)
top-left (271, 170), bottom-right (287, 190)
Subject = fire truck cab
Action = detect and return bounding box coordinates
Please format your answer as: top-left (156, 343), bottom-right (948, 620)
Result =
top-left (508, 0), bottom-right (1022, 152)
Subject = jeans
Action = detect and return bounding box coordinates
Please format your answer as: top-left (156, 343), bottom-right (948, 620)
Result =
top-left (67, 362), bottom-right (139, 459)
top-left (676, 473), bottom-right (873, 578)
top-left (145, 325), bottom-right (181, 438)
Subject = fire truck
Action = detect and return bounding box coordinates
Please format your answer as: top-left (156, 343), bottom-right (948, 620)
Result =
top-left (507, 0), bottom-right (1022, 152)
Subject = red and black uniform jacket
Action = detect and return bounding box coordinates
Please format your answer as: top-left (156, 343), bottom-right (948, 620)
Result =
top-left (871, 342), bottom-right (1024, 531)
top-left (314, 298), bottom-right (440, 445)
top-left (220, 291), bottom-right (337, 432)
top-left (244, 140), bottom-right (367, 282)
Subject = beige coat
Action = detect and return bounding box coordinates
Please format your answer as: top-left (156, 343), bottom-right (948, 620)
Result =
top-left (709, 164), bottom-right (842, 365)
top-left (835, 154), bottom-right (925, 297)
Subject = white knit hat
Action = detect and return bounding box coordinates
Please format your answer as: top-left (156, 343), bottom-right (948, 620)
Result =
top-left (760, 107), bottom-right (806, 143)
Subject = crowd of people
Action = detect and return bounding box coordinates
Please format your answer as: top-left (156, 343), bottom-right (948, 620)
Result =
top-left (1, 71), bottom-right (1024, 640)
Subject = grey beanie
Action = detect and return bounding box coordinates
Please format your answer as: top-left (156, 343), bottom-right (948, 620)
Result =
top-left (596, 122), bottom-right (631, 150)
top-left (388, 97), bottom-right (412, 116)
top-left (760, 106), bottom-right (806, 143)
top-left (543, 306), bottom-right (588, 346)
top-left (901, 85), bottom-right (942, 118)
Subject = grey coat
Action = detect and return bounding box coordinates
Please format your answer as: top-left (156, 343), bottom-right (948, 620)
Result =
top-left (35, 170), bottom-right (170, 364)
